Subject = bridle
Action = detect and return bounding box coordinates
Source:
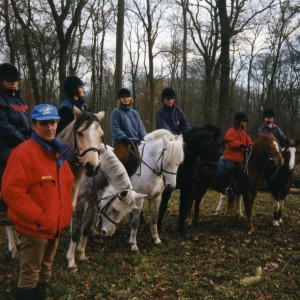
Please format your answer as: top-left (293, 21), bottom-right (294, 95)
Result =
top-left (71, 115), bottom-right (102, 165)
top-left (97, 189), bottom-right (131, 227)
top-left (132, 142), bottom-right (177, 178)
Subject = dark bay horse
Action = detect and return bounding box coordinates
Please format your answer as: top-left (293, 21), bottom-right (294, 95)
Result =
top-left (189, 134), bottom-right (284, 234)
top-left (158, 125), bottom-right (224, 233)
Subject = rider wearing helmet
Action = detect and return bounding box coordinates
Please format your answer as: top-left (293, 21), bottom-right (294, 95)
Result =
top-left (110, 88), bottom-right (147, 176)
top-left (219, 112), bottom-right (253, 196)
top-left (157, 87), bottom-right (191, 134)
top-left (57, 75), bottom-right (89, 134)
top-left (0, 62), bottom-right (31, 225)
top-left (258, 108), bottom-right (287, 148)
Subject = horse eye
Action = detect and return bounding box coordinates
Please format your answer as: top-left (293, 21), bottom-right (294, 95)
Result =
top-left (77, 131), bottom-right (83, 137)
top-left (119, 190), bottom-right (129, 197)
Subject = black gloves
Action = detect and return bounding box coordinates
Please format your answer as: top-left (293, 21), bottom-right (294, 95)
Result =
top-left (240, 144), bottom-right (252, 151)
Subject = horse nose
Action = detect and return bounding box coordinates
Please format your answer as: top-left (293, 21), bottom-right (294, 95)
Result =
top-left (101, 229), bottom-right (107, 236)
top-left (85, 162), bottom-right (100, 176)
top-left (165, 184), bottom-right (175, 192)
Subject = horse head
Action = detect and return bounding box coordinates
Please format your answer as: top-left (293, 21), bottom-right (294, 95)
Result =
top-left (255, 134), bottom-right (284, 168)
top-left (73, 107), bottom-right (105, 176)
top-left (99, 189), bottom-right (146, 236)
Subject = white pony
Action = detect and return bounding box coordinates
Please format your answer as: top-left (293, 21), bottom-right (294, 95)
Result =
top-left (5, 108), bottom-right (105, 259)
top-left (66, 144), bottom-right (145, 270)
top-left (129, 129), bottom-right (184, 251)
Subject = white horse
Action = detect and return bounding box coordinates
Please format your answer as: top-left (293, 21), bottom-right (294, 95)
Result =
top-left (129, 129), bottom-right (184, 251)
top-left (66, 144), bottom-right (145, 270)
top-left (5, 108), bottom-right (105, 258)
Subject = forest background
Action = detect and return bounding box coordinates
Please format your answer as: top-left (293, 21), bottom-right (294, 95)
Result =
top-left (0, 0), bottom-right (299, 142)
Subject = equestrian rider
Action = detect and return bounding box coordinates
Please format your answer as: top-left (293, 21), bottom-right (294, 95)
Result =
top-left (2, 104), bottom-right (74, 300)
top-left (219, 112), bottom-right (253, 195)
top-left (0, 63), bottom-right (31, 225)
top-left (56, 75), bottom-right (89, 134)
top-left (110, 88), bottom-right (147, 176)
top-left (157, 87), bottom-right (191, 134)
top-left (258, 108), bottom-right (287, 148)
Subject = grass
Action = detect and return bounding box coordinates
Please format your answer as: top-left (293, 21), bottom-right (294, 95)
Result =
top-left (0, 190), bottom-right (300, 299)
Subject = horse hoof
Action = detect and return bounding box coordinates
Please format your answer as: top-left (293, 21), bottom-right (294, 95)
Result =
top-left (131, 245), bottom-right (139, 252)
top-left (247, 228), bottom-right (255, 235)
top-left (272, 220), bottom-right (280, 227)
top-left (154, 239), bottom-right (162, 245)
top-left (278, 218), bottom-right (283, 224)
top-left (68, 266), bottom-right (78, 272)
top-left (214, 211), bottom-right (221, 215)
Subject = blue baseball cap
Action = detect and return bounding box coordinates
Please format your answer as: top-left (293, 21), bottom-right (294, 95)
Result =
top-left (31, 104), bottom-right (61, 121)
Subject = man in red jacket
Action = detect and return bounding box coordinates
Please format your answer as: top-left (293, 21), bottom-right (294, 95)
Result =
top-left (2, 103), bottom-right (74, 300)
top-left (220, 112), bottom-right (253, 196)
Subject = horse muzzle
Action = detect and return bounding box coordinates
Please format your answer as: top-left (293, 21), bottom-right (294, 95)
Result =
top-left (84, 162), bottom-right (100, 177)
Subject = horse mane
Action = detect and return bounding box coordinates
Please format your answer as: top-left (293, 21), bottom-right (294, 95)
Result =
top-left (144, 129), bottom-right (175, 142)
top-left (183, 125), bottom-right (223, 154)
top-left (57, 111), bottom-right (101, 145)
top-left (100, 145), bottom-right (132, 191)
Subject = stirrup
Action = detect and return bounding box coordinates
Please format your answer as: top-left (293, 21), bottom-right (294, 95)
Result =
top-left (225, 187), bottom-right (233, 197)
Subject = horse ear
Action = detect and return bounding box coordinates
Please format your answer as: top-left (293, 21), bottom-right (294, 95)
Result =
top-left (73, 106), bottom-right (82, 117)
top-left (96, 111), bottom-right (105, 122)
top-left (175, 134), bottom-right (183, 142)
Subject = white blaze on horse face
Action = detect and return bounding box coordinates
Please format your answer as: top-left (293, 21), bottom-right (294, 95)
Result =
top-left (271, 140), bottom-right (284, 166)
top-left (288, 147), bottom-right (296, 171)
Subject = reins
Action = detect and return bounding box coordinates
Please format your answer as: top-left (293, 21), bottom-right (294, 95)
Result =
top-left (130, 142), bottom-right (177, 178)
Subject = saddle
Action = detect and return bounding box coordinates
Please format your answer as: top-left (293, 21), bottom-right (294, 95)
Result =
top-left (114, 141), bottom-right (141, 177)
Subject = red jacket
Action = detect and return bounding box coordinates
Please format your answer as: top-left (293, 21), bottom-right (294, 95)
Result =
top-left (224, 126), bottom-right (253, 163)
top-left (2, 139), bottom-right (74, 239)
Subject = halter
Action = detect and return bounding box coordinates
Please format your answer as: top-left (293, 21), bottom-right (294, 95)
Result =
top-left (72, 115), bottom-right (102, 165)
top-left (97, 189), bottom-right (130, 227)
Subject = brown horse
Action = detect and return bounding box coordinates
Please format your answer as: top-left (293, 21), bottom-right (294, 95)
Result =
top-left (180, 133), bottom-right (284, 234)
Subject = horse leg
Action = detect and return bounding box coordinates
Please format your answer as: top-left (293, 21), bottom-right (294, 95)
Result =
top-left (77, 236), bottom-right (88, 261)
top-left (215, 194), bottom-right (226, 215)
top-left (129, 198), bottom-right (144, 251)
top-left (242, 192), bottom-right (254, 233)
top-left (192, 187), bottom-right (207, 225)
top-left (235, 195), bottom-right (243, 217)
top-left (66, 240), bottom-right (78, 270)
top-left (157, 188), bottom-right (172, 230)
top-left (272, 197), bottom-right (280, 227)
top-left (5, 225), bottom-right (18, 258)
top-left (177, 186), bottom-right (190, 235)
top-left (149, 196), bottom-right (162, 245)
top-left (278, 200), bottom-right (284, 225)
top-left (66, 202), bottom-right (86, 270)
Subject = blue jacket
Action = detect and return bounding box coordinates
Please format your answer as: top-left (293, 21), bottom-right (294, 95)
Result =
top-left (157, 104), bottom-right (191, 134)
top-left (258, 123), bottom-right (286, 148)
top-left (110, 105), bottom-right (147, 146)
top-left (0, 90), bottom-right (31, 186)
top-left (57, 97), bottom-right (89, 134)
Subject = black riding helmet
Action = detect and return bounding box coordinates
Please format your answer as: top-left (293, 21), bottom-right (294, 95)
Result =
top-left (263, 108), bottom-right (275, 118)
top-left (0, 63), bottom-right (20, 81)
top-left (161, 87), bottom-right (176, 101)
top-left (234, 112), bottom-right (248, 125)
top-left (63, 76), bottom-right (84, 97)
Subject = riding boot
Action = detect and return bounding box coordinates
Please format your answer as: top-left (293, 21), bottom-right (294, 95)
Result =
top-left (15, 287), bottom-right (34, 300)
top-left (33, 282), bottom-right (47, 300)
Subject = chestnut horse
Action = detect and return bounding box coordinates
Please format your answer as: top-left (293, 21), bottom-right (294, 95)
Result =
top-left (178, 135), bottom-right (284, 233)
